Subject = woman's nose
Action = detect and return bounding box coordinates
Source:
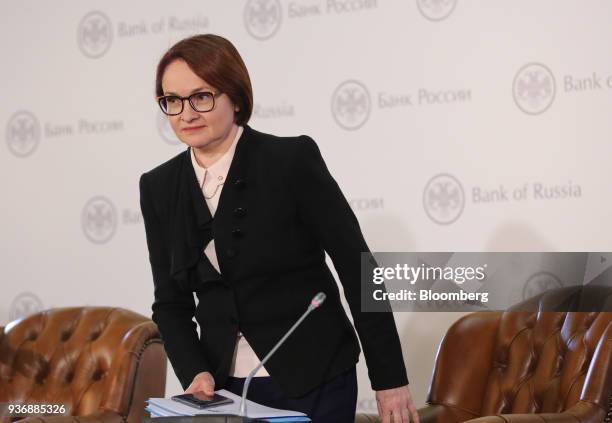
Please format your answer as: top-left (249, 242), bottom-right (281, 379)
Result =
top-left (180, 99), bottom-right (201, 120)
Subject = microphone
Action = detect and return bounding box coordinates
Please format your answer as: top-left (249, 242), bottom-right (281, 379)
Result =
top-left (238, 292), bottom-right (327, 417)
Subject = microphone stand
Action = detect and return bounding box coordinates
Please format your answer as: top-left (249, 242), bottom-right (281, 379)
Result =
top-left (238, 292), bottom-right (326, 417)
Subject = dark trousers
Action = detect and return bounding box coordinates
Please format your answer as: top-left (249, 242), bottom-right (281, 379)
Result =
top-left (222, 365), bottom-right (358, 422)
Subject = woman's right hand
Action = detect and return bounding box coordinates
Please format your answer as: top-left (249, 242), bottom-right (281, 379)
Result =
top-left (185, 371), bottom-right (215, 395)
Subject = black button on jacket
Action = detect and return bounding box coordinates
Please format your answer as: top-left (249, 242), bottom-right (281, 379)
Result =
top-left (139, 124), bottom-right (408, 397)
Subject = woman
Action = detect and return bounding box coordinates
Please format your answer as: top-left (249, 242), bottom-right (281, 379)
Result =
top-left (139, 34), bottom-right (419, 423)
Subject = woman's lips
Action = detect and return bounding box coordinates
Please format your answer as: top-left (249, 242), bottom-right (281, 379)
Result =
top-left (182, 125), bottom-right (206, 132)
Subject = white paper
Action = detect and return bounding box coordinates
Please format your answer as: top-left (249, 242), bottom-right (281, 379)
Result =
top-left (147, 389), bottom-right (308, 419)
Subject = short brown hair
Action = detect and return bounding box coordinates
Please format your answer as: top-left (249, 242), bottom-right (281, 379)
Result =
top-left (155, 34), bottom-right (253, 125)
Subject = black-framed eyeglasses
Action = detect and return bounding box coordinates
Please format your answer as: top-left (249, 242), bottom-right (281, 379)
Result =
top-left (156, 91), bottom-right (220, 116)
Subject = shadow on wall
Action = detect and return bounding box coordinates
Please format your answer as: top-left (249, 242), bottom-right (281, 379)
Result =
top-left (484, 220), bottom-right (555, 251)
top-left (360, 212), bottom-right (416, 252)
top-left (361, 218), bottom-right (557, 409)
top-left (399, 312), bottom-right (466, 409)
top-left (359, 212), bottom-right (452, 410)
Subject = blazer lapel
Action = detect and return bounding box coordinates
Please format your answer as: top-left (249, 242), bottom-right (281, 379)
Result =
top-left (214, 124), bottom-right (256, 222)
top-left (168, 124), bottom-right (257, 281)
top-left (169, 147), bottom-right (213, 279)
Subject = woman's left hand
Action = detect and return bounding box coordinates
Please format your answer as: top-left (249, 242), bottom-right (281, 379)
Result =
top-left (375, 384), bottom-right (420, 423)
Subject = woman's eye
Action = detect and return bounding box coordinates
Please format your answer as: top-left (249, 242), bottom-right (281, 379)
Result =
top-left (166, 97), bottom-right (180, 104)
top-left (195, 93), bottom-right (212, 101)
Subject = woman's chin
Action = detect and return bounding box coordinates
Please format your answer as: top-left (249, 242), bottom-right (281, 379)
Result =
top-left (183, 138), bottom-right (215, 149)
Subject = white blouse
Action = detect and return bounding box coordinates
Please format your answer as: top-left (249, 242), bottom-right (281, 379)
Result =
top-left (189, 125), bottom-right (270, 378)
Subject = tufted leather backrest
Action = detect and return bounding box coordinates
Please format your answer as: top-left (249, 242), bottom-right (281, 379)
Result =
top-left (0, 307), bottom-right (166, 421)
top-left (427, 287), bottom-right (612, 423)
top-left (480, 311), bottom-right (611, 415)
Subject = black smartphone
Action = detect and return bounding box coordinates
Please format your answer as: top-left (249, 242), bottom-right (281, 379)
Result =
top-left (171, 392), bottom-right (234, 409)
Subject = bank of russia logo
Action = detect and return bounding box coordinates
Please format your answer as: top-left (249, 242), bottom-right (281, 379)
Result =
top-left (513, 63), bottom-right (556, 115)
top-left (244, 0), bottom-right (282, 40)
top-left (157, 110), bottom-right (181, 145)
top-left (10, 292), bottom-right (44, 322)
top-left (331, 80), bottom-right (371, 130)
top-left (417, 0), bottom-right (457, 21)
top-left (423, 173), bottom-right (465, 225)
top-left (78, 11), bottom-right (113, 58)
top-left (6, 110), bottom-right (40, 157)
top-left (522, 271), bottom-right (563, 300)
top-left (81, 196), bottom-right (117, 244)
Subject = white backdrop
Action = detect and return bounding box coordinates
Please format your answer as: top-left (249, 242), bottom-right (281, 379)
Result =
top-left (2, 0), bottom-right (611, 413)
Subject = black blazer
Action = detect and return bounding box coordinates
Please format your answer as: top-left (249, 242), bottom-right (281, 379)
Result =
top-left (139, 124), bottom-right (408, 397)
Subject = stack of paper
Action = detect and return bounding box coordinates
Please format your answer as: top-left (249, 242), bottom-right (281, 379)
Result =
top-left (146, 389), bottom-right (310, 422)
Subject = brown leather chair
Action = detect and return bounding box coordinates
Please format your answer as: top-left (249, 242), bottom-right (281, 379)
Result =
top-left (356, 287), bottom-right (612, 423)
top-left (0, 307), bottom-right (167, 423)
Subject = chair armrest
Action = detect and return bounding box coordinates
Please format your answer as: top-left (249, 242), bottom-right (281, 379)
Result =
top-left (355, 413), bottom-right (380, 423)
top-left (356, 403), bottom-right (481, 423)
top-left (18, 409), bottom-right (124, 423)
top-left (465, 414), bottom-right (578, 423)
top-left (463, 401), bottom-right (606, 423)
top-left (427, 312), bottom-right (501, 415)
top-left (102, 319), bottom-right (167, 422)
